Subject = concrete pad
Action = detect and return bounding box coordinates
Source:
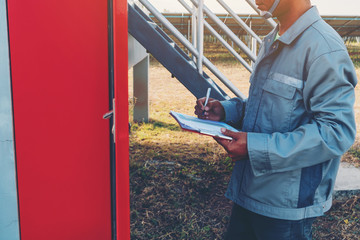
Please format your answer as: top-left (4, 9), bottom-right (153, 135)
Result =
top-left (334, 162), bottom-right (360, 191)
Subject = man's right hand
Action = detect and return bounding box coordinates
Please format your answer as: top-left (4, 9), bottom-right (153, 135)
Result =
top-left (194, 97), bottom-right (225, 121)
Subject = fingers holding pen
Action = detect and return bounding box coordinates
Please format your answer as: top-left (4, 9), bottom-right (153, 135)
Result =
top-left (195, 88), bottom-right (212, 118)
top-left (195, 97), bottom-right (215, 119)
top-left (194, 98), bottom-right (204, 118)
top-left (195, 97), bottom-right (205, 112)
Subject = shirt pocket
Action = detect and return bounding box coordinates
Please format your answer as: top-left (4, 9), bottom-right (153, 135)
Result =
top-left (255, 73), bottom-right (303, 133)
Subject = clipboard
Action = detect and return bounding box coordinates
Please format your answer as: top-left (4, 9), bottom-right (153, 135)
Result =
top-left (170, 111), bottom-right (239, 140)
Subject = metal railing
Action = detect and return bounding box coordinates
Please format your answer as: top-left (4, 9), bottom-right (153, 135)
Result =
top-left (217, 0), bottom-right (262, 44)
top-left (190, 0), bottom-right (257, 62)
top-left (135, 0), bottom-right (275, 99)
top-left (178, 0), bottom-right (252, 73)
top-left (197, 0), bottom-right (204, 74)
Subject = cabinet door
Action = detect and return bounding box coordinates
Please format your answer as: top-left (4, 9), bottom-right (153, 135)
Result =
top-left (7, 0), bottom-right (112, 239)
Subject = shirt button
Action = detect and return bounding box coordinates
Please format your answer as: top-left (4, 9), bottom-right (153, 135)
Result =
top-left (267, 39), bottom-right (271, 42)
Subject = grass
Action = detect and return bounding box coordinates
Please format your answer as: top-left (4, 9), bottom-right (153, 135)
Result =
top-left (346, 42), bottom-right (360, 67)
top-left (129, 48), bottom-right (360, 239)
top-left (130, 133), bottom-right (232, 239)
top-left (313, 195), bottom-right (360, 239)
top-left (130, 118), bottom-right (234, 239)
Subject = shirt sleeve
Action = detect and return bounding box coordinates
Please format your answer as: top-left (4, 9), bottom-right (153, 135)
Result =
top-left (220, 98), bottom-right (247, 128)
top-left (247, 50), bottom-right (357, 177)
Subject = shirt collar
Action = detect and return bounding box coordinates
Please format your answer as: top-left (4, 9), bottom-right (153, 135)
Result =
top-left (274, 6), bottom-right (322, 45)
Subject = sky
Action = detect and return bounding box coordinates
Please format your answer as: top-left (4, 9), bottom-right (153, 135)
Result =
top-left (148, 0), bottom-right (360, 15)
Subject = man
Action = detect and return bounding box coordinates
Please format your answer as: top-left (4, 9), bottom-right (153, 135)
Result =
top-left (194, 0), bottom-right (357, 239)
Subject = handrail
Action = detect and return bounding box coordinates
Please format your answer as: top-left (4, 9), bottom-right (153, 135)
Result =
top-left (197, 0), bottom-right (204, 74)
top-left (189, 0), bottom-right (257, 62)
top-left (191, 5), bottom-right (197, 61)
top-left (178, 0), bottom-right (252, 72)
top-left (205, 21), bottom-right (253, 73)
top-left (138, 0), bottom-right (246, 99)
top-left (216, 0), bottom-right (262, 44)
top-left (131, 0), bottom-right (280, 100)
top-left (177, 0), bottom-right (196, 60)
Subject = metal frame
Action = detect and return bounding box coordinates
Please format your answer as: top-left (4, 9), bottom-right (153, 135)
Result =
top-left (189, 0), bottom-right (257, 62)
top-left (197, 0), bottom-right (204, 73)
top-left (217, 0), bottom-right (262, 44)
top-left (177, 0), bottom-right (252, 72)
top-left (129, 3), bottom-right (230, 100)
top-left (138, 0), bottom-right (246, 99)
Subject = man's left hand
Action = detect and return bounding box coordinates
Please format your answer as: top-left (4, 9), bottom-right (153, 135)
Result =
top-left (215, 128), bottom-right (248, 161)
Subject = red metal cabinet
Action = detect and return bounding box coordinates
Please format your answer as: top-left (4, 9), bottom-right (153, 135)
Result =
top-left (7, 0), bottom-right (118, 239)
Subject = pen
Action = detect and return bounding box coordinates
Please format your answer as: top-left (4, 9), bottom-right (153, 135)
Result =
top-left (202, 87), bottom-right (211, 115)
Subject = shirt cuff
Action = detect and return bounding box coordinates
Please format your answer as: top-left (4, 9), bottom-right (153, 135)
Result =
top-left (220, 100), bottom-right (240, 123)
top-left (247, 132), bottom-right (272, 177)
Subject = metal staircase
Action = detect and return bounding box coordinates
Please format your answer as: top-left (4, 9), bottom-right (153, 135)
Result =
top-left (128, 3), bottom-right (230, 100)
top-left (128, 0), bottom-right (275, 101)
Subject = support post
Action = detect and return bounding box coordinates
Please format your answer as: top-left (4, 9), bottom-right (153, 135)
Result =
top-left (133, 55), bottom-right (149, 123)
top-left (197, 0), bottom-right (204, 74)
top-left (251, 37), bottom-right (257, 67)
top-left (192, 5), bottom-right (197, 61)
top-left (250, 20), bottom-right (257, 67)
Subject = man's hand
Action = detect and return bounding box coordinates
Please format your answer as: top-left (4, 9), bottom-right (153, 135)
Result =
top-left (194, 97), bottom-right (225, 121)
top-left (215, 128), bottom-right (248, 161)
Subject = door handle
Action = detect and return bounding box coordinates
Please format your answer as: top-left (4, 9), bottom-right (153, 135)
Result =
top-left (103, 99), bottom-right (116, 143)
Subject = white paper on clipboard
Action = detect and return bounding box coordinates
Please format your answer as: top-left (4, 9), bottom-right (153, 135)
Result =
top-left (170, 111), bottom-right (239, 140)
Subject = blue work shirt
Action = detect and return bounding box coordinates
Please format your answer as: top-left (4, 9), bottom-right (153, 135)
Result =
top-left (221, 6), bottom-right (357, 220)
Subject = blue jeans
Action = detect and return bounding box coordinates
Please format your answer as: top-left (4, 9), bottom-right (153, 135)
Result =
top-left (224, 204), bottom-right (316, 240)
